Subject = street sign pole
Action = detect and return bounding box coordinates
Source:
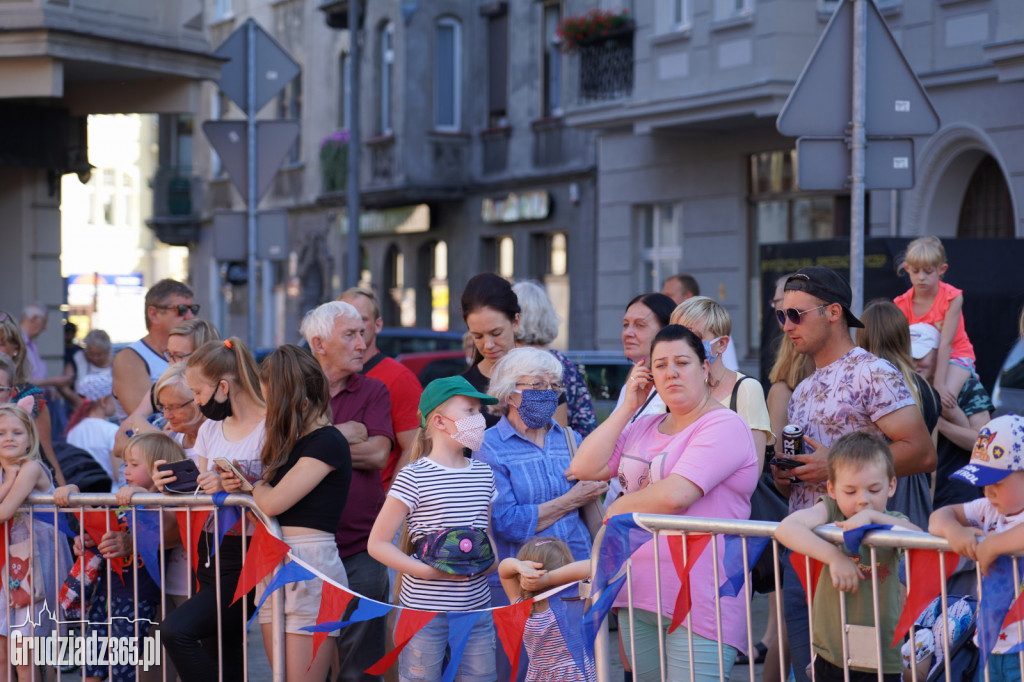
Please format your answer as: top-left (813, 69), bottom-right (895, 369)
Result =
top-left (345, 0), bottom-right (361, 288)
top-left (850, 0), bottom-right (867, 318)
top-left (246, 19), bottom-right (258, 349)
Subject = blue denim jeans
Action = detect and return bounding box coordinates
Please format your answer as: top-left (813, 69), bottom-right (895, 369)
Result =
top-left (399, 612), bottom-right (496, 682)
top-left (783, 551), bottom-right (812, 682)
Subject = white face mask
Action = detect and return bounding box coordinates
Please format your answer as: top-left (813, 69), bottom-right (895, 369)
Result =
top-left (444, 413), bottom-right (487, 451)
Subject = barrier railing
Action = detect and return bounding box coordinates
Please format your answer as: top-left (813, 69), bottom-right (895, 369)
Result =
top-left (11, 492), bottom-right (285, 682)
top-left (593, 513), bottom-right (1013, 682)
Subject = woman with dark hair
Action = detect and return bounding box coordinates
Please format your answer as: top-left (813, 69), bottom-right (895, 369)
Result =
top-left (223, 345), bottom-right (352, 681)
top-left (461, 273), bottom-right (523, 428)
top-left (572, 325), bottom-right (759, 680)
top-left (157, 337), bottom-right (266, 682)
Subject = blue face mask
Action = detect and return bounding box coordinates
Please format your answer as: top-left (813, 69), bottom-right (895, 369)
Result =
top-left (516, 390), bottom-right (559, 429)
top-left (702, 336), bottom-right (726, 365)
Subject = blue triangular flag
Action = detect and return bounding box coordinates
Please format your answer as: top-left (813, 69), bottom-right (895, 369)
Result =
top-left (841, 523), bottom-right (892, 554)
top-left (209, 491), bottom-right (242, 560)
top-left (581, 572), bottom-right (629, 658)
top-left (719, 535), bottom-right (771, 598)
top-left (593, 514), bottom-right (651, 595)
top-left (442, 611), bottom-right (486, 682)
top-left (549, 589), bottom-right (590, 675)
top-left (977, 555), bottom-right (1023, 670)
top-left (35, 509), bottom-right (77, 538)
top-left (302, 594), bottom-right (393, 633)
top-left (247, 560), bottom-right (317, 629)
top-left (124, 508), bottom-right (164, 589)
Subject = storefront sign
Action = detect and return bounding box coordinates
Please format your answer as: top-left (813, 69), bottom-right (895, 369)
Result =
top-left (339, 204), bottom-right (430, 235)
top-left (481, 191), bottom-right (550, 223)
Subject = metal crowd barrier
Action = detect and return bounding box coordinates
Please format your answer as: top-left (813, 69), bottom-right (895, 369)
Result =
top-left (9, 492), bottom-right (286, 682)
top-left (593, 513), bottom-right (1008, 682)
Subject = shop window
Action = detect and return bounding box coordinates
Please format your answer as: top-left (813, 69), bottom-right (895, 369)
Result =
top-left (431, 241), bottom-right (449, 331)
top-left (482, 236), bottom-right (515, 279)
top-left (532, 232), bottom-right (570, 348)
top-left (635, 204), bottom-right (683, 294)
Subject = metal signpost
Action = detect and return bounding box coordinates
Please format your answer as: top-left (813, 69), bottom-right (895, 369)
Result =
top-left (204, 18), bottom-right (301, 347)
top-left (777, 0), bottom-right (939, 315)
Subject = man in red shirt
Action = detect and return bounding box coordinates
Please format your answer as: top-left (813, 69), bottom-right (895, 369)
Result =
top-left (302, 300), bottom-right (394, 682)
top-left (339, 287), bottom-right (423, 489)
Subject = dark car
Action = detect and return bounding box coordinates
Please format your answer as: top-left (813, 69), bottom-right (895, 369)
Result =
top-left (376, 328), bottom-right (464, 357)
top-left (562, 350), bottom-right (633, 422)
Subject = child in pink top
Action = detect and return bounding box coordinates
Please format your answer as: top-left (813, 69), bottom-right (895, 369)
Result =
top-left (894, 236), bottom-right (975, 409)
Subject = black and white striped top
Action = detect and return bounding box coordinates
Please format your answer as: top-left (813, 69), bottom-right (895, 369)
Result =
top-left (389, 457), bottom-right (496, 611)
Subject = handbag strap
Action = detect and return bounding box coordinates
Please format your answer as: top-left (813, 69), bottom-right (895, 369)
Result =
top-left (563, 426), bottom-right (578, 457)
top-left (729, 375), bottom-right (754, 412)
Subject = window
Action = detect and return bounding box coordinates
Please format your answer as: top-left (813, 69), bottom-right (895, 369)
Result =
top-left (435, 17), bottom-right (462, 131)
top-left (714, 0), bottom-right (752, 21)
top-left (635, 204), bottom-right (683, 293)
top-left (210, 94), bottom-right (224, 177)
top-left (213, 0), bottom-right (232, 22)
top-left (430, 241), bottom-right (449, 331)
top-left (338, 52), bottom-right (349, 130)
top-left (380, 22), bottom-right (394, 135)
top-left (542, 3), bottom-right (562, 117)
top-left (487, 11), bottom-right (508, 127)
top-left (656, 0), bottom-right (692, 33)
top-left (533, 232), bottom-right (569, 348)
top-left (277, 76), bottom-right (303, 165)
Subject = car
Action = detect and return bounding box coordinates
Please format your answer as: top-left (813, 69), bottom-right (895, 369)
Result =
top-left (993, 338), bottom-right (1024, 417)
top-left (397, 350), bottom-right (468, 384)
top-left (561, 350), bottom-right (634, 422)
top-left (376, 328), bottom-right (464, 357)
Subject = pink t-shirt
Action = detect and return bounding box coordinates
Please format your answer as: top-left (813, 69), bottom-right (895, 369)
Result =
top-left (894, 280), bottom-right (974, 361)
top-left (607, 408), bottom-right (758, 651)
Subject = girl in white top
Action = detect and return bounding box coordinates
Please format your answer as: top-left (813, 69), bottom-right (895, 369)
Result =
top-left (65, 372), bottom-right (120, 485)
top-left (368, 376), bottom-right (499, 682)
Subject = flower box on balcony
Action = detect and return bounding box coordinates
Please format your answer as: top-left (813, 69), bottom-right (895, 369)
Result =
top-left (557, 9), bottom-right (634, 53)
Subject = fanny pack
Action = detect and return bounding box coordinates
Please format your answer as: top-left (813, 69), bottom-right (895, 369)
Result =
top-left (412, 527), bottom-right (494, 576)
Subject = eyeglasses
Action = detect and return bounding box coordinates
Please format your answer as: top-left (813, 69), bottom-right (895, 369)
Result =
top-left (163, 350), bottom-right (193, 363)
top-left (0, 386), bottom-right (11, 393)
top-left (515, 381), bottom-right (565, 394)
top-left (775, 304), bottom-right (829, 326)
top-left (153, 304), bottom-right (200, 317)
top-left (158, 399), bottom-right (195, 414)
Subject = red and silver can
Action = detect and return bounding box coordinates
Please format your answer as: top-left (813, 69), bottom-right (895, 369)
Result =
top-left (782, 424), bottom-right (804, 458)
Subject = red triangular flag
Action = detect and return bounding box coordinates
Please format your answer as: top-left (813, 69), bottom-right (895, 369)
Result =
top-left (667, 533), bottom-right (712, 633)
top-left (788, 552), bottom-right (825, 605)
top-left (309, 582), bottom-right (355, 669)
top-left (175, 509), bottom-right (212, 575)
top-left (232, 523), bottom-right (290, 604)
top-left (892, 548), bottom-right (959, 647)
top-left (0, 521), bottom-right (8, 571)
top-left (494, 599), bottom-right (534, 679)
top-left (82, 509), bottom-right (125, 578)
top-left (364, 608), bottom-right (438, 675)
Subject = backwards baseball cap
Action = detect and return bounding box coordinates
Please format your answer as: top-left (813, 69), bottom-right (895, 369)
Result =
top-left (949, 415), bottom-right (1024, 487)
top-left (418, 375), bottom-right (497, 427)
top-left (908, 323), bottom-right (941, 360)
top-left (784, 266), bottom-right (864, 328)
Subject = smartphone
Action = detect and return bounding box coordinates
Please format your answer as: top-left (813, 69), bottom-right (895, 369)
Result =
top-left (156, 460), bottom-right (201, 494)
top-left (213, 458), bottom-right (255, 492)
top-left (769, 456), bottom-right (803, 471)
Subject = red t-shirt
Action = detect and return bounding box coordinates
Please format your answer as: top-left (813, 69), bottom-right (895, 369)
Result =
top-left (330, 372), bottom-right (394, 558)
top-left (366, 355), bottom-right (423, 490)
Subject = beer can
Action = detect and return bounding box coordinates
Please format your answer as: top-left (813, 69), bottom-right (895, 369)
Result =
top-left (782, 424), bottom-right (804, 458)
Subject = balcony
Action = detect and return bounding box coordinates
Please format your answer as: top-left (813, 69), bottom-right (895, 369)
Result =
top-left (147, 166), bottom-right (200, 246)
top-left (480, 126), bottom-right (511, 175)
top-left (576, 26), bottom-right (634, 104)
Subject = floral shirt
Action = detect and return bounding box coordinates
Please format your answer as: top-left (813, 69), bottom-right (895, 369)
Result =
top-left (787, 347), bottom-right (914, 512)
top-left (550, 349), bottom-right (598, 437)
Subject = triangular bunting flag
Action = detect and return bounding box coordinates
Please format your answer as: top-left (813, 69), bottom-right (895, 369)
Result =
top-left (667, 533), bottom-right (711, 633)
top-left (0, 521), bottom-right (8, 571)
top-left (442, 611), bottom-right (486, 682)
top-left (304, 596), bottom-right (394, 633)
top-left (493, 599), bottom-right (533, 680)
top-left (719, 535), bottom-right (770, 598)
top-left (789, 551), bottom-right (824, 604)
top-left (175, 509), bottom-right (211, 574)
top-left (841, 523), bottom-right (892, 555)
top-left (582, 573), bottom-right (628, 652)
top-left (81, 509), bottom-right (124, 578)
top-left (309, 581), bottom-right (355, 667)
top-left (247, 560), bottom-right (317, 629)
top-left (211, 491), bottom-right (242, 552)
top-left (233, 522), bottom-right (290, 604)
top-left (891, 548), bottom-right (959, 647)
top-left (364, 608), bottom-right (438, 675)
top-left (593, 514), bottom-right (652, 594)
top-left (549, 588), bottom-right (590, 675)
top-left (978, 556), bottom-right (1022, 671)
top-left (35, 509), bottom-right (77, 539)
top-left (124, 508), bottom-right (164, 589)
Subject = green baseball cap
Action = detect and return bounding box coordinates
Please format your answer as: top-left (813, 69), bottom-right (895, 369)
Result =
top-left (418, 376), bottom-right (497, 427)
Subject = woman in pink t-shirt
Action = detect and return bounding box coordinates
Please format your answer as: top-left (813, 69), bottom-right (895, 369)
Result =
top-left (572, 324), bottom-right (759, 681)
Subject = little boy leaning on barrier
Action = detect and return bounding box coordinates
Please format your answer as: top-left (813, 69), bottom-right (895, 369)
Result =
top-left (929, 414), bottom-right (1024, 682)
top-left (775, 431), bottom-right (921, 682)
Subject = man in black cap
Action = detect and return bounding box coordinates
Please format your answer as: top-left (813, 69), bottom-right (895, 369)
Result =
top-left (773, 266), bottom-right (935, 682)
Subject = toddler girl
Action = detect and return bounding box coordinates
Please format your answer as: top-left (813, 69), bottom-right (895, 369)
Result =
top-left (499, 538), bottom-right (596, 681)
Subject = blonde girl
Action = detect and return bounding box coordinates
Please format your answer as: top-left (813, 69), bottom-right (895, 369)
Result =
top-left (368, 376), bottom-right (499, 681)
top-left (0, 400), bottom-right (71, 680)
top-left (499, 538), bottom-right (595, 681)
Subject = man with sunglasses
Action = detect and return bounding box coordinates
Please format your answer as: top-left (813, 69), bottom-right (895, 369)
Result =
top-left (112, 278), bottom-right (197, 416)
top-left (776, 266), bottom-right (936, 682)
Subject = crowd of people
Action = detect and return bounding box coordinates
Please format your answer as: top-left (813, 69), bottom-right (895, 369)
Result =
top-left (0, 233), bottom-right (1022, 682)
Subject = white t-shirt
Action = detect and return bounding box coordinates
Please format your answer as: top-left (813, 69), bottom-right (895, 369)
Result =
top-left (962, 497), bottom-right (1024, 654)
top-left (192, 419), bottom-right (265, 478)
top-left (67, 418), bottom-right (118, 484)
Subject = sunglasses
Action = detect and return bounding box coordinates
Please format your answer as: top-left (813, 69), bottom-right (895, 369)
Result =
top-left (775, 304), bottom-right (829, 326)
top-left (153, 304), bottom-right (200, 317)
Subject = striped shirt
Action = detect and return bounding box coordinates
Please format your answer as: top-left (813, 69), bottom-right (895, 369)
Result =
top-left (388, 457), bottom-right (496, 611)
top-left (523, 606), bottom-right (597, 681)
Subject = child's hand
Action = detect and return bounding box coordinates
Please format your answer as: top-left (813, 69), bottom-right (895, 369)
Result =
top-left (945, 525), bottom-right (983, 560)
top-left (72, 534), bottom-right (96, 557)
top-left (115, 486), bottom-right (147, 506)
top-left (829, 556), bottom-right (863, 593)
top-left (974, 537), bottom-right (1003, 577)
top-left (97, 531), bottom-right (131, 559)
top-left (151, 459), bottom-right (176, 493)
top-left (197, 470), bottom-right (225, 494)
top-left (834, 510), bottom-right (878, 531)
top-left (939, 387), bottom-right (958, 410)
top-left (416, 563), bottom-right (470, 582)
top-left (515, 560), bottom-right (548, 592)
top-left (53, 484), bottom-right (80, 507)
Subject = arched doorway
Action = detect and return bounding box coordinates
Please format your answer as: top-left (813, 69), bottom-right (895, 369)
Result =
top-left (957, 156), bottom-right (1013, 238)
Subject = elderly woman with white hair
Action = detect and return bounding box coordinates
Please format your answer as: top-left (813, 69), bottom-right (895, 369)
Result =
top-left (513, 280), bottom-right (598, 436)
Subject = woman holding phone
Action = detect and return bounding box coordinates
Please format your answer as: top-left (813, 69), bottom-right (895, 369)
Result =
top-left (156, 337), bottom-right (266, 682)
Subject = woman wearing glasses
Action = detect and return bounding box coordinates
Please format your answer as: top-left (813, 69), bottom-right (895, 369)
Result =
top-left (475, 347), bottom-right (608, 676)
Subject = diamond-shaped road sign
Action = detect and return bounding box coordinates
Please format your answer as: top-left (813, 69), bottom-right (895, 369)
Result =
top-left (214, 18), bottom-right (301, 116)
top-left (202, 120), bottom-right (300, 202)
top-left (777, 0), bottom-right (939, 138)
